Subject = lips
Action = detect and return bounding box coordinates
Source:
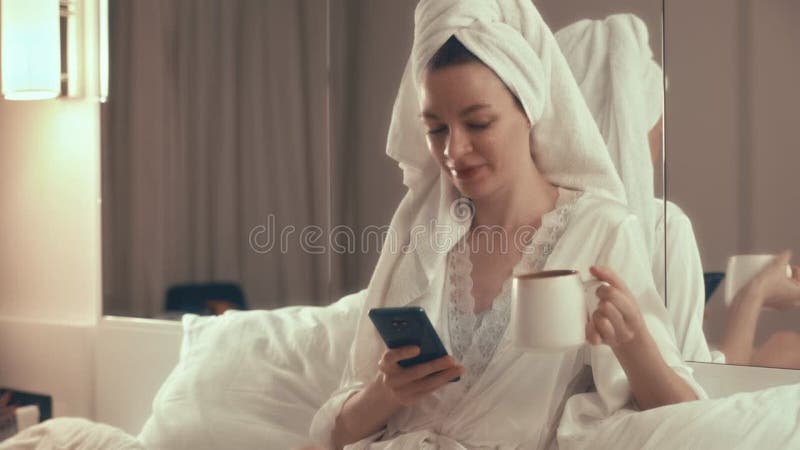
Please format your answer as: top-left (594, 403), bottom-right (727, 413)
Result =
top-left (450, 165), bottom-right (484, 180)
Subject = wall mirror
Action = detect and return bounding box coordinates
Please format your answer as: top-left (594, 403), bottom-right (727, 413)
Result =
top-left (665, 0), bottom-right (800, 370)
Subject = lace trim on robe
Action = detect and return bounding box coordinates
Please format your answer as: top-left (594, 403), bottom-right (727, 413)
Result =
top-left (446, 188), bottom-right (583, 391)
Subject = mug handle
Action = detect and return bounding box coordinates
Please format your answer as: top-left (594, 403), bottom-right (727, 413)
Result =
top-left (582, 279), bottom-right (607, 318)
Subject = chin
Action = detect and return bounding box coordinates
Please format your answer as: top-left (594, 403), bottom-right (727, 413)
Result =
top-left (444, 164), bottom-right (497, 199)
top-left (452, 176), bottom-right (494, 200)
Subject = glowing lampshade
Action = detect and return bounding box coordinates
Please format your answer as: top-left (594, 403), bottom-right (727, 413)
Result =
top-left (1, 0), bottom-right (61, 101)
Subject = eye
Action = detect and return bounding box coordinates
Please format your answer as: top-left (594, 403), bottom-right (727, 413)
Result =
top-left (426, 126), bottom-right (448, 136)
top-left (467, 122), bottom-right (491, 131)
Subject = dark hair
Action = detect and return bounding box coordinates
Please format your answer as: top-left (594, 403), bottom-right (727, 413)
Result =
top-left (425, 35), bottom-right (481, 71)
top-left (426, 35), bottom-right (526, 114)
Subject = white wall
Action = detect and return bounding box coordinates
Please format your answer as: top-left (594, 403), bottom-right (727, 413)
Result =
top-left (0, 99), bottom-right (101, 419)
top-left (0, 100), bottom-right (102, 322)
top-left (0, 0), bottom-right (102, 419)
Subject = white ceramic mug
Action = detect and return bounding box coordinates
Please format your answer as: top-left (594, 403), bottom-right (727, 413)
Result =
top-left (510, 269), bottom-right (604, 352)
top-left (723, 254), bottom-right (791, 308)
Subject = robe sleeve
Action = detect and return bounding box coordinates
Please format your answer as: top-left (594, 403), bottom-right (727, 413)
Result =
top-left (661, 203), bottom-right (714, 362)
top-left (588, 214), bottom-right (708, 416)
top-left (309, 301), bottom-right (385, 449)
top-left (309, 378), bottom-right (369, 448)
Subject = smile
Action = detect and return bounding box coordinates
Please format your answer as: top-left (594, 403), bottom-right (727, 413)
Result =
top-left (451, 165), bottom-right (485, 180)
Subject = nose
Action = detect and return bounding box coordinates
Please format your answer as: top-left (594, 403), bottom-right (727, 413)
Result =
top-left (443, 126), bottom-right (471, 162)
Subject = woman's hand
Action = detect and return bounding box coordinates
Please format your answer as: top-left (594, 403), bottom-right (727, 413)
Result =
top-left (376, 346), bottom-right (464, 407)
top-left (584, 267), bottom-right (699, 409)
top-left (585, 266), bottom-right (648, 350)
top-left (332, 348), bottom-right (462, 449)
top-left (746, 250), bottom-right (800, 310)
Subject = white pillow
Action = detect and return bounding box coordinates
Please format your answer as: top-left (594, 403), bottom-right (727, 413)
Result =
top-left (137, 291), bottom-right (364, 450)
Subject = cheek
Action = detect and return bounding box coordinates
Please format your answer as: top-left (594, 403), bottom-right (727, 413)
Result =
top-left (474, 135), bottom-right (500, 164)
top-left (477, 126), bottom-right (530, 166)
top-left (426, 138), bottom-right (447, 165)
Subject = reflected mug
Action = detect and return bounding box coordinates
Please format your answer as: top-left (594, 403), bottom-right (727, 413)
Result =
top-left (724, 254), bottom-right (791, 308)
top-left (510, 270), bottom-right (604, 352)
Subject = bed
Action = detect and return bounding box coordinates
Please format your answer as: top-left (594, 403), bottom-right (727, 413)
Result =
top-left (2, 292), bottom-right (799, 450)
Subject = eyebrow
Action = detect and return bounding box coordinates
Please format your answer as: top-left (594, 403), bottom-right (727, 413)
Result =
top-left (420, 103), bottom-right (491, 120)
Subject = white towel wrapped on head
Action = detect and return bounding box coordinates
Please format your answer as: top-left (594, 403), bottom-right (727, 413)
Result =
top-left (555, 14), bottom-right (663, 258)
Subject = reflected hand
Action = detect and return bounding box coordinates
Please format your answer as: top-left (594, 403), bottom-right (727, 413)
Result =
top-left (750, 250), bottom-right (800, 310)
top-left (376, 346), bottom-right (463, 407)
top-left (586, 266), bottom-right (647, 350)
top-left (0, 390), bottom-right (15, 419)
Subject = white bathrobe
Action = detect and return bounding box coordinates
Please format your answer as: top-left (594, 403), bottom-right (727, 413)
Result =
top-left (652, 200), bottom-right (724, 363)
top-left (311, 192), bottom-right (705, 449)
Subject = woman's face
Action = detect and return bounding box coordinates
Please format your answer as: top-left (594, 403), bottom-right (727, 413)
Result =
top-left (419, 61), bottom-right (533, 200)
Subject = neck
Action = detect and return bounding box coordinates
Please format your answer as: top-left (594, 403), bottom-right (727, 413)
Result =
top-left (471, 167), bottom-right (558, 233)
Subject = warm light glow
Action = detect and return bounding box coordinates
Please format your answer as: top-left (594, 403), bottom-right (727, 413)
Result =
top-left (1, 0), bottom-right (61, 101)
top-left (99, 0), bottom-right (108, 102)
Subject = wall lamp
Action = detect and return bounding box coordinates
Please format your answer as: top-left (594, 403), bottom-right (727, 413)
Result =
top-left (1, 0), bottom-right (108, 102)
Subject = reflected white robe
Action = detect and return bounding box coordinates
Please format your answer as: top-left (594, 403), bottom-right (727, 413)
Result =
top-left (311, 193), bottom-right (706, 449)
top-left (652, 200), bottom-right (724, 364)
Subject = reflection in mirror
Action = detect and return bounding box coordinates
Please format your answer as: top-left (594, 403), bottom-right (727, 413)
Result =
top-left (666, 1), bottom-right (800, 369)
top-left (101, 0), bottom-right (330, 318)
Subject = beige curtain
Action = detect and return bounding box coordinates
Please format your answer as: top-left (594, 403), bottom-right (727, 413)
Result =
top-left (102, 0), bottom-right (330, 317)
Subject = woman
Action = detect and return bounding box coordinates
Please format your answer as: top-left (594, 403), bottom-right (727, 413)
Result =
top-left (554, 14), bottom-right (800, 368)
top-left (311, 2), bottom-right (703, 448)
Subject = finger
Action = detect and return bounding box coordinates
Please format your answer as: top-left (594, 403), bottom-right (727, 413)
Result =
top-left (406, 355), bottom-right (458, 381)
top-left (791, 265), bottom-right (800, 282)
top-left (586, 318), bottom-right (602, 345)
top-left (589, 310), bottom-right (610, 344)
top-left (595, 315), bottom-right (617, 346)
top-left (603, 301), bottom-right (638, 343)
top-left (590, 266), bottom-right (633, 297)
top-left (401, 366), bottom-right (464, 398)
top-left (382, 346), bottom-right (420, 366)
top-left (595, 283), bottom-right (615, 301)
top-left (597, 300), bottom-right (628, 336)
top-left (379, 347), bottom-right (420, 377)
top-left (395, 355), bottom-right (458, 386)
top-left (595, 284), bottom-right (638, 324)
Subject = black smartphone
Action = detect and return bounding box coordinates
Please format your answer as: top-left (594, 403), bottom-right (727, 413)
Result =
top-left (368, 306), bottom-right (459, 381)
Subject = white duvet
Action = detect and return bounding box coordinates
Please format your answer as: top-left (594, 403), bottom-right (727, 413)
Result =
top-left (0, 418), bottom-right (142, 450)
top-left (558, 385), bottom-right (800, 449)
top-left (2, 296), bottom-right (798, 449)
top-left (3, 386), bottom-right (799, 450)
